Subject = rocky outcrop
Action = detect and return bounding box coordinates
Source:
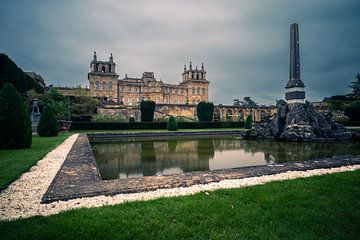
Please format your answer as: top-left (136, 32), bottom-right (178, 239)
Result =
top-left (242, 100), bottom-right (352, 142)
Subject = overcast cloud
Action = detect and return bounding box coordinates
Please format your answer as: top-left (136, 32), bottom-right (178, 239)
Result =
top-left (1, 0), bottom-right (359, 105)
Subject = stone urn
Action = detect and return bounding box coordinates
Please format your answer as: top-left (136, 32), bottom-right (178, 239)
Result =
top-left (58, 120), bottom-right (72, 132)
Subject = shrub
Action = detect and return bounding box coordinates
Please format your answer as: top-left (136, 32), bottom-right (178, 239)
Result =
top-left (0, 83), bottom-right (32, 149)
top-left (140, 100), bottom-right (155, 122)
top-left (129, 117), bottom-right (136, 124)
top-left (196, 101), bottom-right (214, 121)
top-left (41, 88), bottom-right (70, 120)
top-left (344, 100), bottom-right (360, 121)
top-left (37, 105), bottom-right (59, 137)
top-left (91, 114), bottom-right (125, 122)
top-left (244, 115), bottom-right (252, 129)
top-left (167, 116), bottom-right (178, 131)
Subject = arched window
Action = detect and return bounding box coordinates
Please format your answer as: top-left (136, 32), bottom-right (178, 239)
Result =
top-left (109, 81), bottom-right (113, 91)
top-left (197, 87), bottom-right (200, 95)
top-left (102, 66), bottom-right (105, 73)
top-left (102, 82), bottom-right (106, 90)
top-left (95, 81), bottom-right (99, 90)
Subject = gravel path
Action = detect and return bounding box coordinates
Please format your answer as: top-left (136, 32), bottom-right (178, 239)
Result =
top-left (1, 133), bottom-right (359, 221)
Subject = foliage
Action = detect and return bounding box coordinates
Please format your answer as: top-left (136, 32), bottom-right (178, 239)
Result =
top-left (344, 100), bottom-right (360, 121)
top-left (0, 53), bottom-right (44, 94)
top-left (140, 100), bottom-right (155, 122)
top-left (129, 117), bottom-right (136, 124)
top-left (348, 72), bottom-right (360, 98)
top-left (70, 121), bottom-right (243, 131)
top-left (41, 88), bottom-right (70, 120)
top-left (196, 101), bottom-right (214, 121)
top-left (0, 133), bottom-right (70, 190)
top-left (325, 100), bottom-right (345, 111)
top-left (167, 116), bottom-right (178, 131)
top-left (37, 106), bottom-right (59, 137)
top-left (91, 114), bottom-right (125, 122)
top-left (70, 96), bottom-right (98, 115)
top-left (1, 170), bottom-right (360, 239)
top-left (244, 115), bottom-right (253, 129)
top-left (233, 97), bottom-right (258, 108)
top-left (0, 83), bottom-right (32, 149)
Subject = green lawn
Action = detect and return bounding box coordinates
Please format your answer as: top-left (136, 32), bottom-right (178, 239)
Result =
top-left (1, 170), bottom-right (359, 239)
top-left (0, 133), bottom-right (71, 190)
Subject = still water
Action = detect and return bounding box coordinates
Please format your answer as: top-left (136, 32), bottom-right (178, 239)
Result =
top-left (91, 138), bottom-right (360, 180)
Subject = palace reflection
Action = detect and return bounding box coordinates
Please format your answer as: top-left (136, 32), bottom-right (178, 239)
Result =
top-left (91, 138), bottom-right (360, 180)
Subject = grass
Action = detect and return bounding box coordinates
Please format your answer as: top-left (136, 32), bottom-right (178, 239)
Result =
top-left (1, 170), bottom-right (360, 239)
top-left (0, 133), bottom-right (71, 190)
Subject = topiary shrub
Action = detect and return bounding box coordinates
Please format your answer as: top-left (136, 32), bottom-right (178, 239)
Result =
top-left (167, 116), bottom-right (178, 131)
top-left (129, 117), bottom-right (136, 124)
top-left (0, 83), bottom-right (32, 149)
top-left (140, 100), bottom-right (155, 122)
top-left (37, 105), bottom-right (59, 137)
top-left (196, 101), bottom-right (214, 121)
top-left (344, 100), bottom-right (360, 121)
top-left (244, 115), bottom-right (253, 129)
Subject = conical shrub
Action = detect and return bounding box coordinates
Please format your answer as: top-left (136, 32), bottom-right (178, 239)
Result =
top-left (37, 105), bottom-right (59, 137)
top-left (167, 116), bottom-right (178, 131)
top-left (0, 83), bottom-right (32, 149)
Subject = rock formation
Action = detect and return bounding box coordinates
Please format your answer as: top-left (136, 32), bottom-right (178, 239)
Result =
top-left (242, 100), bottom-right (352, 141)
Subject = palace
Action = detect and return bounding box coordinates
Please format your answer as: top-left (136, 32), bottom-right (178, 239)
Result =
top-left (88, 52), bottom-right (209, 105)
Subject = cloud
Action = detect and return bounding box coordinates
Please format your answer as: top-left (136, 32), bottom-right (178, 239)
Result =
top-left (0, 0), bottom-right (359, 104)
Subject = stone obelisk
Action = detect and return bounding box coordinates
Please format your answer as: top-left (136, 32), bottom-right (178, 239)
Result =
top-left (285, 23), bottom-right (305, 104)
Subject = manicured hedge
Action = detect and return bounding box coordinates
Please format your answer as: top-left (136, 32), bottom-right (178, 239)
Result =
top-left (70, 121), bottom-right (244, 131)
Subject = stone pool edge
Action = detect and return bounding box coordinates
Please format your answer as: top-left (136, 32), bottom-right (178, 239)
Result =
top-left (41, 133), bottom-right (360, 203)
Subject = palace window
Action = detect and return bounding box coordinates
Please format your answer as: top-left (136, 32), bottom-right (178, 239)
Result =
top-left (202, 88), bottom-right (205, 95)
top-left (197, 87), bottom-right (200, 95)
top-left (109, 96), bottom-right (112, 102)
top-left (102, 82), bottom-right (106, 90)
top-left (192, 87), bottom-right (195, 94)
top-left (95, 81), bottom-right (99, 90)
top-left (109, 81), bottom-right (113, 91)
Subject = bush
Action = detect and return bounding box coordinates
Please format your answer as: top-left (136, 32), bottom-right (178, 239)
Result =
top-left (37, 106), bottom-right (59, 137)
top-left (70, 121), bottom-right (243, 131)
top-left (196, 101), bottom-right (214, 121)
top-left (91, 114), bottom-right (125, 122)
top-left (244, 115), bottom-right (252, 129)
top-left (140, 100), bottom-right (155, 122)
top-left (167, 116), bottom-right (178, 131)
top-left (129, 117), bottom-right (136, 124)
top-left (0, 83), bottom-right (32, 149)
top-left (344, 100), bottom-right (360, 121)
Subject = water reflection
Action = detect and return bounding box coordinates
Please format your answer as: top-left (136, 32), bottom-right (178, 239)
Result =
top-left (91, 138), bottom-right (360, 180)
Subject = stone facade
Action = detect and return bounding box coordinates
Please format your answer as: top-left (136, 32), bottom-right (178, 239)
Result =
top-left (88, 52), bottom-right (209, 105)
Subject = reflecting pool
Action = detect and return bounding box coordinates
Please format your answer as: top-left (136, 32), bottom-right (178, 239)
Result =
top-left (91, 138), bottom-right (360, 180)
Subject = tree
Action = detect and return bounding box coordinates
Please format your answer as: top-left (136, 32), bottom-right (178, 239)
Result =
top-left (348, 72), bottom-right (360, 98)
top-left (344, 100), bottom-right (360, 121)
top-left (70, 96), bottom-right (98, 116)
top-left (244, 115), bottom-right (253, 129)
top-left (0, 83), bottom-right (32, 149)
top-left (196, 101), bottom-right (214, 121)
top-left (0, 53), bottom-right (44, 94)
top-left (233, 97), bottom-right (258, 108)
top-left (37, 105), bottom-right (59, 137)
top-left (167, 116), bottom-right (178, 131)
top-left (140, 100), bottom-right (155, 122)
top-left (41, 88), bottom-right (70, 120)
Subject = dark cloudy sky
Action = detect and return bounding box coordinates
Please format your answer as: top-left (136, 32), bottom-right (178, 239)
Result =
top-left (1, 0), bottom-right (359, 105)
